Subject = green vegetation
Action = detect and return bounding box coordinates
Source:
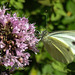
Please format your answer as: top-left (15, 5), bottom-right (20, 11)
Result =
top-left (0, 0), bottom-right (75, 75)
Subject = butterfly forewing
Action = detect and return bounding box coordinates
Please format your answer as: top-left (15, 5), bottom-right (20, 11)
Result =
top-left (49, 31), bottom-right (75, 54)
top-left (42, 31), bottom-right (75, 63)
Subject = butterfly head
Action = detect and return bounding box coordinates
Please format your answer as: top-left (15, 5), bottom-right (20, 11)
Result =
top-left (41, 30), bottom-right (49, 40)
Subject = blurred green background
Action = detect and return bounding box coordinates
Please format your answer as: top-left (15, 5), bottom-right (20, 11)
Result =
top-left (0, 0), bottom-right (75, 75)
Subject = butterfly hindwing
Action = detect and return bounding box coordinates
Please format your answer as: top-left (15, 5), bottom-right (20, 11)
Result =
top-left (43, 37), bottom-right (68, 63)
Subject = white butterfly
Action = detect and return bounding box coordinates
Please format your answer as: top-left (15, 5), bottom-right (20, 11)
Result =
top-left (42, 31), bottom-right (75, 64)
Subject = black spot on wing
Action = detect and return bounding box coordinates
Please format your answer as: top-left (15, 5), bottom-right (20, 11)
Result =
top-left (72, 41), bottom-right (75, 45)
top-left (67, 48), bottom-right (69, 51)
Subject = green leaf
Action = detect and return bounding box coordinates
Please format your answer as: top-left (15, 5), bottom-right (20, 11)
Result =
top-left (10, 0), bottom-right (15, 5)
top-left (46, 24), bottom-right (54, 31)
top-left (56, 9), bottom-right (66, 16)
top-left (35, 51), bottom-right (52, 63)
top-left (42, 64), bottom-right (67, 75)
top-left (54, 2), bottom-right (64, 10)
top-left (42, 64), bottom-right (54, 75)
top-left (1, 0), bottom-right (8, 4)
top-left (62, 15), bottom-right (75, 24)
top-left (51, 13), bottom-right (61, 21)
top-left (14, 2), bottom-right (23, 9)
top-left (54, 2), bottom-right (66, 16)
top-left (18, 0), bottom-right (25, 3)
top-left (29, 67), bottom-right (38, 75)
top-left (51, 2), bottom-right (67, 21)
top-left (38, 0), bottom-right (51, 6)
top-left (54, 70), bottom-right (67, 75)
top-left (67, 1), bottom-right (75, 15)
top-left (67, 23), bottom-right (75, 30)
top-left (14, 71), bottom-right (24, 75)
top-left (58, 25), bottom-right (65, 30)
top-left (52, 61), bottom-right (67, 73)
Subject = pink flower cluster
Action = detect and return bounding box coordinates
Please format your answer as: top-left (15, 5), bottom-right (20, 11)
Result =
top-left (0, 6), bottom-right (39, 67)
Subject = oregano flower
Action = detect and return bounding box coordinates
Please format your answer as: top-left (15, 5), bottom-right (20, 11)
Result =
top-left (0, 6), bottom-right (39, 68)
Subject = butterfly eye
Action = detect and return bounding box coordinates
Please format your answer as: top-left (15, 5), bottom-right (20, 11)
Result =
top-left (41, 30), bottom-right (49, 39)
top-left (72, 41), bottom-right (75, 45)
top-left (41, 30), bottom-right (48, 36)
